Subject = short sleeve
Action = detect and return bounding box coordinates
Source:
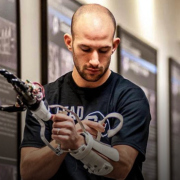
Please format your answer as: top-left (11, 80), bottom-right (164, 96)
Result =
top-left (111, 87), bottom-right (151, 161)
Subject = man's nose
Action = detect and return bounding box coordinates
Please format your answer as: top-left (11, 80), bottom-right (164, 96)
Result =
top-left (89, 51), bottom-right (99, 67)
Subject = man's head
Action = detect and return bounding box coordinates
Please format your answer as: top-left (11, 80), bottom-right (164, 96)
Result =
top-left (71, 4), bottom-right (116, 39)
top-left (64, 4), bottom-right (120, 87)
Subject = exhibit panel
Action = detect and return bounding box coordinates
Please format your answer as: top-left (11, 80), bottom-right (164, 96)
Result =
top-left (41, 0), bottom-right (81, 85)
top-left (117, 26), bottom-right (158, 180)
top-left (169, 58), bottom-right (180, 180)
top-left (0, 0), bottom-right (21, 179)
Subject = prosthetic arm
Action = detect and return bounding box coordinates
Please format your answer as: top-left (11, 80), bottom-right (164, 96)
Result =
top-left (0, 69), bottom-right (123, 175)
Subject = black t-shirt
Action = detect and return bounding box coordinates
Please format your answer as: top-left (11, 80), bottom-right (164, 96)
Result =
top-left (21, 71), bottom-right (151, 180)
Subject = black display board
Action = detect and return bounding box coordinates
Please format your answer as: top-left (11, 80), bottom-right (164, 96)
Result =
top-left (117, 26), bottom-right (158, 180)
top-left (41, 0), bottom-right (82, 85)
top-left (0, 0), bottom-right (21, 179)
top-left (169, 58), bottom-right (180, 180)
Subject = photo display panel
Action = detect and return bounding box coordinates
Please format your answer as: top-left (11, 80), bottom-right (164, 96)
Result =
top-left (0, 0), bottom-right (20, 179)
top-left (42, 0), bottom-right (81, 84)
top-left (169, 58), bottom-right (180, 180)
top-left (117, 26), bottom-right (158, 180)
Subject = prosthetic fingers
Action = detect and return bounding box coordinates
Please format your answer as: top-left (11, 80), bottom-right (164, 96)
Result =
top-left (0, 69), bottom-right (123, 176)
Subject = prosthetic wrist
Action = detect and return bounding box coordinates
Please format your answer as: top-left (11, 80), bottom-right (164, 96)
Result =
top-left (70, 132), bottom-right (119, 176)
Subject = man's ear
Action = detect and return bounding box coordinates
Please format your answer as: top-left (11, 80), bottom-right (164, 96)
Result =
top-left (112, 38), bottom-right (120, 54)
top-left (64, 33), bottom-right (73, 51)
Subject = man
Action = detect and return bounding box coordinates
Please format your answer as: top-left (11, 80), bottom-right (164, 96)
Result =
top-left (20, 4), bottom-right (151, 180)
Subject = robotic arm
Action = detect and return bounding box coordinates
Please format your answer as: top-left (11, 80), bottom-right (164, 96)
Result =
top-left (0, 69), bottom-right (44, 112)
top-left (0, 69), bottom-right (123, 176)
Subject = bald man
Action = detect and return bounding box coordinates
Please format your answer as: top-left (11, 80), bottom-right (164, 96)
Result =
top-left (20, 4), bottom-right (151, 180)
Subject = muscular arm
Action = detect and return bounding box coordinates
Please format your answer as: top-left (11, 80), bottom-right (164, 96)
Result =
top-left (104, 145), bottom-right (138, 180)
top-left (75, 120), bottom-right (139, 180)
top-left (51, 113), bottom-right (138, 180)
top-left (20, 141), bottom-right (67, 180)
top-left (20, 114), bottom-right (99, 180)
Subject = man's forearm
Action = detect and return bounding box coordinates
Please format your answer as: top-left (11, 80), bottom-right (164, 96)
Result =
top-left (104, 145), bottom-right (139, 180)
top-left (20, 140), bottom-right (67, 180)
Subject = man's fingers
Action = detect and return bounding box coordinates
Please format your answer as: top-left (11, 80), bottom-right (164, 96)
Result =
top-left (84, 126), bottom-right (97, 137)
top-left (53, 121), bottom-right (75, 129)
top-left (83, 120), bottom-right (105, 132)
top-left (52, 114), bottom-right (75, 129)
top-left (52, 114), bottom-right (105, 133)
top-left (52, 113), bottom-right (74, 122)
top-left (52, 128), bottom-right (71, 136)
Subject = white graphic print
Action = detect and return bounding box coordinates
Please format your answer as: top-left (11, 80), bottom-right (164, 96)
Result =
top-left (85, 111), bottom-right (110, 137)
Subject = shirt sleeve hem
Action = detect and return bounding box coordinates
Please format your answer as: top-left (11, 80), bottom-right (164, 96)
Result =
top-left (111, 141), bottom-right (146, 161)
top-left (20, 142), bottom-right (46, 149)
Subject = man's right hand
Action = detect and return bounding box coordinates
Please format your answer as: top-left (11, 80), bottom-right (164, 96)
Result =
top-left (75, 119), bottom-right (105, 139)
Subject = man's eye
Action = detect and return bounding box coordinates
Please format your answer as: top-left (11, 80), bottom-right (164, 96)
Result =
top-left (82, 48), bottom-right (90, 52)
top-left (99, 49), bottom-right (108, 53)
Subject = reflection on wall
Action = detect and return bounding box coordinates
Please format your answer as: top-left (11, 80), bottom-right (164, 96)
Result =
top-left (170, 59), bottom-right (180, 180)
top-left (47, 0), bottom-right (81, 83)
top-left (118, 27), bottom-right (157, 180)
top-left (0, 0), bottom-right (18, 179)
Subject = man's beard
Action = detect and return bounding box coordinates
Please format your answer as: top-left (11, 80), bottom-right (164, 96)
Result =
top-left (76, 64), bottom-right (107, 82)
top-left (73, 54), bottom-right (109, 82)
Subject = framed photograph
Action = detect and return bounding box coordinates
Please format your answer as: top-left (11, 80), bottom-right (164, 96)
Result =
top-left (0, 0), bottom-right (21, 179)
top-left (117, 26), bottom-right (158, 180)
top-left (169, 58), bottom-right (180, 180)
top-left (41, 0), bottom-right (82, 85)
